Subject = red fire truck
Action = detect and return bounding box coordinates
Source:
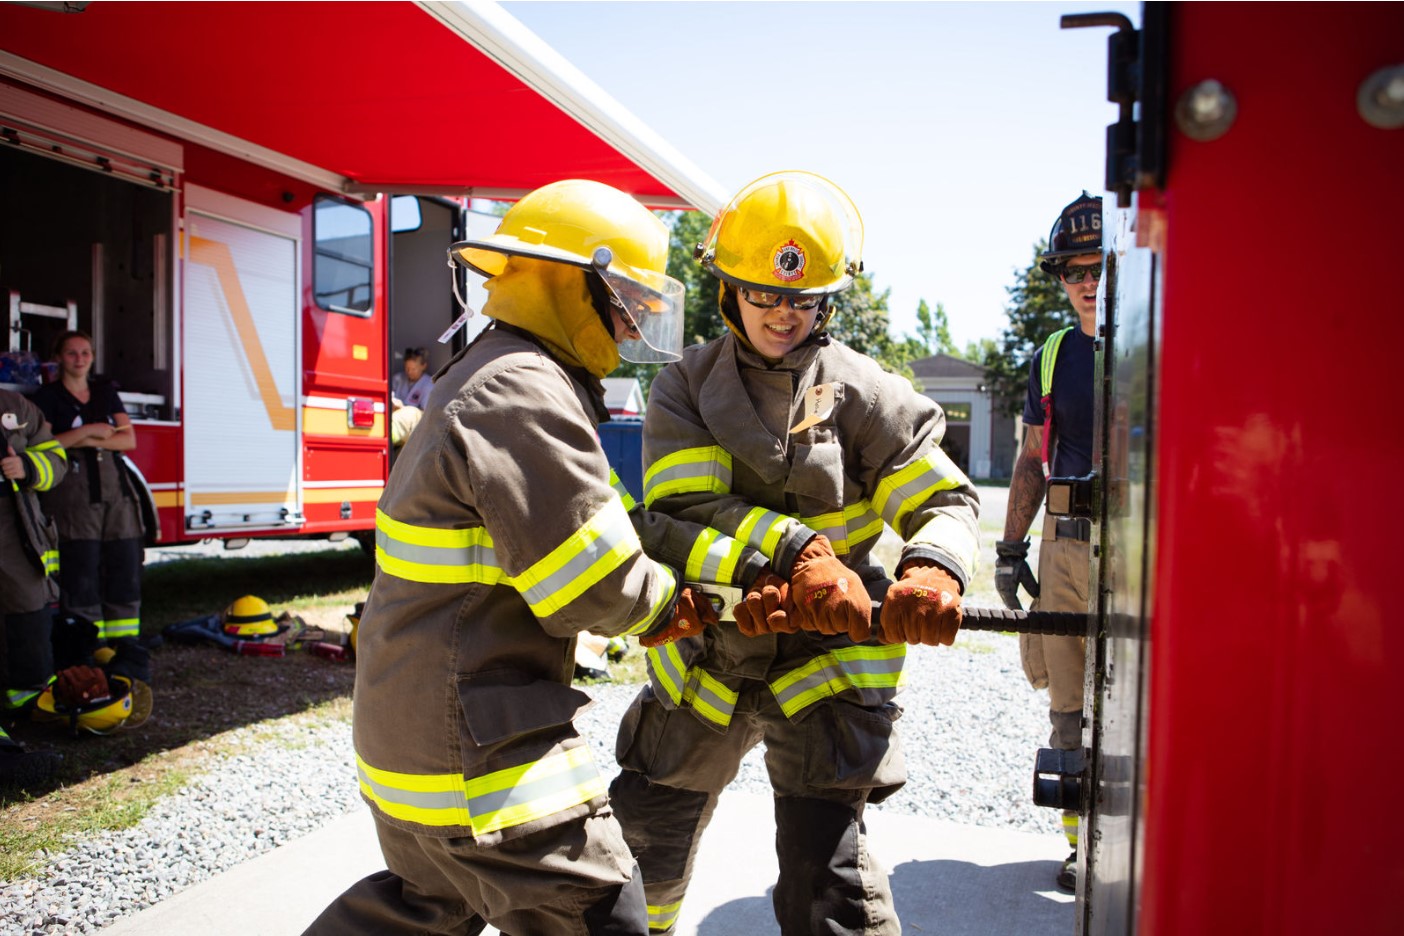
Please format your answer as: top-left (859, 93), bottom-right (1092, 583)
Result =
top-left (1041, 3), bottom-right (1402, 934)
top-left (0, 1), bottom-right (721, 548)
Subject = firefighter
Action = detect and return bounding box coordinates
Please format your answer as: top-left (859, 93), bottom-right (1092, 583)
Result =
top-left (306, 179), bottom-right (773, 936)
top-left (994, 192), bottom-right (1102, 893)
top-left (32, 330), bottom-right (144, 661)
top-left (0, 388), bottom-right (66, 789)
top-left (608, 171), bottom-right (981, 935)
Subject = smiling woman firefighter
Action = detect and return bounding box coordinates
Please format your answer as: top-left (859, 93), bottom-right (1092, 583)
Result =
top-left (305, 179), bottom-right (778, 936)
top-left (606, 171), bottom-right (981, 936)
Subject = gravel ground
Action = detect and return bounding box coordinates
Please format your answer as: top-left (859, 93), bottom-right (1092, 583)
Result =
top-left (0, 625), bottom-right (1059, 936)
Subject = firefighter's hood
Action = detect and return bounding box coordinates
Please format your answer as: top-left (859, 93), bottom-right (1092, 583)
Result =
top-left (482, 257), bottom-right (618, 378)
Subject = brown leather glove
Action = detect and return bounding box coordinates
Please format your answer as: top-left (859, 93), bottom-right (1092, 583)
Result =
top-left (640, 586), bottom-right (720, 648)
top-left (788, 535), bottom-right (872, 642)
top-left (733, 567), bottom-right (796, 637)
top-left (881, 560), bottom-right (963, 646)
top-left (54, 665), bottom-right (111, 708)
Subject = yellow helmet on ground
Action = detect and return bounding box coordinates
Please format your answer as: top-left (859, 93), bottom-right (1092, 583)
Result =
top-left (223, 595), bottom-right (278, 637)
top-left (34, 675), bottom-right (136, 735)
top-left (697, 171), bottom-right (863, 296)
top-left (448, 180), bottom-right (685, 365)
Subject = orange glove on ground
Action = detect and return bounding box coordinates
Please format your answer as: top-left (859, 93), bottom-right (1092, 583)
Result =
top-left (54, 665), bottom-right (111, 708)
top-left (788, 535), bottom-right (872, 642)
top-left (640, 586), bottom-right (720, 647)
top-left (733, 568), bottom-right (796, 637)
top-left (881, 561), bottom-right (963, 646)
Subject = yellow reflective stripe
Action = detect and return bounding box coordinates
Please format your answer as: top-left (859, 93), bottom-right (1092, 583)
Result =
top-left (608, 469), bottom-right (637, 510)
top-left (1042, 326), bottom-right (1073, 397)
top-left (910, 513), bottom-right (980, 577)
top-left (374, 509), bottom-right (508, 586)
top-left (643, 446), bottom-right (731, 506)
top-left (872, 449), bottom-right (967, 534)
top-left (623, 564), bottom-right (677, 637)
top-left (682, 668), bottom-right (737, 728)
top-left (646, 642), bottom-right (687, 705)
top-left (683, 526), bottom-right (748, 584)
top-left (357, 747), bottom-right (604, 835)
top-left (799, 501), bottom-right (882, 556)
top-left (516, 499), bottom-right (639, 618)
top-left (464, 745), bottom-right (605, 836)
top-left (648, 899), bottom-right (684, 932)
top-left (26, 442), bottom-right (64, 491)
top-left (769, 644), bottom-right (907, 718)
top-left (42, 550), bottom-right (60, 575)
top-left (100, 618), bottom-right (140, 640)
top-left (734, 507), bottom-right (792, 562)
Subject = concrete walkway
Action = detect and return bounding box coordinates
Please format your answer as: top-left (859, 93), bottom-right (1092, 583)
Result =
top-left (104, 790), bottom-right (1072, 935)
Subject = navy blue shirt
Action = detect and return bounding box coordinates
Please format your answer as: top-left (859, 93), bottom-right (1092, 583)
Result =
top-left (1022, 327), bottom-right (1094, 478)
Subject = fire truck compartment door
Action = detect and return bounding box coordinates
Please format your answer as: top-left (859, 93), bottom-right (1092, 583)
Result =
top-left (183, 195), bottom-right (302, 533)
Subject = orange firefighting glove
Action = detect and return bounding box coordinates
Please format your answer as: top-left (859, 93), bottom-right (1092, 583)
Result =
top-left (640, 586), bottom-right (720, 648)
top-left (733, 567), bottom-right (797, 637)
top-left (788, 535), bottom-right (872, 642)
top-left (54, 665), bottom-right (111, 708)
top-left (881, 560), bottom-right (963, 646)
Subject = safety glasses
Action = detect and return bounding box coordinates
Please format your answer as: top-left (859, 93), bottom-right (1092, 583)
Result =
top-left (1059, 263), bottom-right (1103, 284)
top-left (739, 286), bottom-right (827, 311)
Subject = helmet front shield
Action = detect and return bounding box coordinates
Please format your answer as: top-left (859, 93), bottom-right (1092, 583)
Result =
top-left (592, 248), bottom-right (684, 364)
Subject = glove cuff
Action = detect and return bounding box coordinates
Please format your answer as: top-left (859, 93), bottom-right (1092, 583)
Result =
top-left (995, 539), bottom-right (1031, 560)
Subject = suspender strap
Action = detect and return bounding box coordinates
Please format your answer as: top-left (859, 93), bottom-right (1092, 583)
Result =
top-left (1039, 326), bottom-right (1074, 478)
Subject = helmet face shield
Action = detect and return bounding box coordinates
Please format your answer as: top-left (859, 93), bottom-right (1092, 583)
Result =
top-left (597, 263), bottom-right (684, 365)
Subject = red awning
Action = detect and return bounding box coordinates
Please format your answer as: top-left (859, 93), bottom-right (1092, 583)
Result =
top-left (0, 1), bottom-right (723, 210)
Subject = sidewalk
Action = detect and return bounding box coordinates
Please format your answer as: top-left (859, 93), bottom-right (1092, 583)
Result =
top-left (103, 791), bottom-right (1072, 935)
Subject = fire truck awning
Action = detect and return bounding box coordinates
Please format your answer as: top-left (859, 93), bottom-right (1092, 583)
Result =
top-left (0, 0), bottom-right (726, 212)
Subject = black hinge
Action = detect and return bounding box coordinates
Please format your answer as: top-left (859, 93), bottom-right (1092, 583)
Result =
top-left (1062, 3), bottom-right (1169, 207)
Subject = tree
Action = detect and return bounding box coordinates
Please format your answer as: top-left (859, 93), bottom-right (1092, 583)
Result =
top-left (984, 240), bottom-right (1074, 417)
top-left (825, 270), bottom-right (914, 379)
top-left (914, 299), bottom-right (956, 357)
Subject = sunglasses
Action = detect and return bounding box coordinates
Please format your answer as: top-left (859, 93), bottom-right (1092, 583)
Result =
top-left (739, 287), bottom-right (827, 311)
top-left (1059, 264), bottom-right (1103, 284)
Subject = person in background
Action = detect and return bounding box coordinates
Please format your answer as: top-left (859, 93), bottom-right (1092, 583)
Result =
top-left (390, 346), bottom-right (433, 447)
top-left (305, 179), bottom-right (774, 936)
top-left (608, 171), bottom-right (981, 935)
top-left (994, 191), bottom-right (1102, 894)
top-left (0, 388), bottom-right (66, 789)
top-left (32, 330), bottom-right (143, 660)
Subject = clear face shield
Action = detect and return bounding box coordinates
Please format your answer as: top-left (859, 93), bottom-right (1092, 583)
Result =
top-left (589, 247), bottom-right (684, 365)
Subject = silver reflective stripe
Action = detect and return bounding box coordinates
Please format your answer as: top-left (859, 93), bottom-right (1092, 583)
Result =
top-left (643, 445), bottom-right (731, 505)
top-left (684, 527), bottom-right (747, 583)
top-left (515, 499), bottom-right (639, 616)
top-left (770, 645), bottom-right (907, 718)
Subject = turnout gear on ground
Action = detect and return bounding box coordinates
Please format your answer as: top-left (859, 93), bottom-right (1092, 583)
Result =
top-left (222, 595), bottom-right (278, 637)
top-left (995, 538), bottom-right (1040, 611)
top-left (788, 534), bottom-right (872, 641)
top-left (881, 560), bottom-right (962, 646)
top-left (640, 586), bottom-right (718, 648)
top-left (1039, 191), bottom-right (1103, 273)
top-left (732, 568), bottom-right (793, 637)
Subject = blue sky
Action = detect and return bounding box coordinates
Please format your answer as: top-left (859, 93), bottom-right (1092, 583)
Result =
top-left (502, 0), bottom-right (1142, 351)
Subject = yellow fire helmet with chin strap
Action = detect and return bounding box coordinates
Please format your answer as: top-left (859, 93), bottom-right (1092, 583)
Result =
top-left (223, 595), bottom-right (279, 638)
top-left (448, 179), bottom-right (685, 366)
top-left (35, 675), bottom-right (138, 735)
top-left (697, 170), bottom-right (864, 338)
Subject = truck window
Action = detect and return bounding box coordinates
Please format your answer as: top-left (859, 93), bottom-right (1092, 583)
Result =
top-left (313, 196), bottom-right (373, 316)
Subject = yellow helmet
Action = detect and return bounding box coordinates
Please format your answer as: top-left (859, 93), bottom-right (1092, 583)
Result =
top-left (35, 675), bottom-right (136, 735)
top-left (697, 171), bottom-right (863, 296)
top-left (223, 595), bottom-right (278, 637)
top-left (448, 180), bottom-right (685, 364)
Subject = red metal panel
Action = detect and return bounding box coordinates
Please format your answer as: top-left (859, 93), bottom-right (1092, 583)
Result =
top-left (0, 1), bottom-right (684, 200)
top-left (124, 422), bottom-right (184, 544)
top-left (1145, 5), bottom-right (1404, 934)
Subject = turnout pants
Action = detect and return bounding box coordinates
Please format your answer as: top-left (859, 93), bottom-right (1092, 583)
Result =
top-left (43, 452), bottom-right (143, 644)
top-left (610, 682), bottom-right (903, 936)
top-left (304, 811), bottom-right (646, 936)
top-left (1, 502), bottom-right (56, 709)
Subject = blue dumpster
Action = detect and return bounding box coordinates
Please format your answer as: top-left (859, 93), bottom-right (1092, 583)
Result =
top-left (598, 418), bottom-right (645, 502)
